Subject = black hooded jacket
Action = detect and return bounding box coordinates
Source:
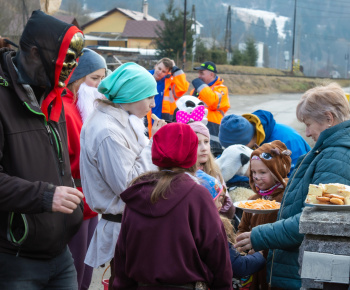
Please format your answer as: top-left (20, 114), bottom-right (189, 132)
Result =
top-left (0, 11), bottom-right (83, 259)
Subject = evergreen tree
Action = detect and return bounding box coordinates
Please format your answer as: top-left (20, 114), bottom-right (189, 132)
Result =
top-left (231, 38), bottom-right (257, 67)
top-left (263, 43), bottom-right (270, 68)
top-left (231, 11), bottom-right (246, 46)
top-left (267, 19), bottom-right (278, 67)
top-left (231, 47), bottom-right (243, 65)
top-left (254, 18), bottom-right (267, 43)
top-left (195, 38), bottom-right (210, 63)
top-left (155, 0), bottom-right (194, 60)
top-left (243, 37), bottom-right (258, 66)
top-left (282, 20), bottom-right (292, 56)
top-left (267, 19), bottom-right (278, 46)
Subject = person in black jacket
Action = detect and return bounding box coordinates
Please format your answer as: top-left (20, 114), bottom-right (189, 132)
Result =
top-left (0, 10), bottom-right (84, 289)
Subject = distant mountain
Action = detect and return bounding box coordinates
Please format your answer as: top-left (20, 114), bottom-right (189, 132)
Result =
top-left (61, 0), bottom-right (350, 78)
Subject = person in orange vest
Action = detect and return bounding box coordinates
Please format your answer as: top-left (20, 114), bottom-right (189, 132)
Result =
top-left (191, 61), bottom-right (230, 157)
top-left (146, 58), bottom-right (189, 136)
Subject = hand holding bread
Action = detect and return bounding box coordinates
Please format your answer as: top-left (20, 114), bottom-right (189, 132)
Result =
top-left (151, 113), bottom-right (160, 121)
top-left (151, 114), bottom-right (166, 136)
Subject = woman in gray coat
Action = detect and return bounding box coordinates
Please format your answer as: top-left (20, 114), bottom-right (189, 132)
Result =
top-left (235, 83), bottom-right (350, 289)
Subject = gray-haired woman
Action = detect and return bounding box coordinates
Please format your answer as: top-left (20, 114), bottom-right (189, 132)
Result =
top-left (235, 82), bottom-right (350, 289)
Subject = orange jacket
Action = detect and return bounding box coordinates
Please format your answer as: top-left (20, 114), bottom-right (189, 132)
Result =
top-left (190, 77), bottom-right (230, 155)
top-left (190, 77), bottom-right (230, 125)
top-left (147, 69), bottom-right (189, 136)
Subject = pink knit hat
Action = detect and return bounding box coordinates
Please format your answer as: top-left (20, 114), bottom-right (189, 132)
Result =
top-left (188, 121), bottom-right (210, 139)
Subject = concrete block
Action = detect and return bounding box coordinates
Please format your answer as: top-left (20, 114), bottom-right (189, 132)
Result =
top-left (299, 207), bottom-right (350, 237)
top-left (300, 235), bottom-right (350, 256)
top-left (301, 278), bottom-right (323, 289)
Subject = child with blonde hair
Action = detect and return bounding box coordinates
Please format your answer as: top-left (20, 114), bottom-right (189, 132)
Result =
top-left (238, 140), bottom-right (292, 290)
top-left (189, 121), bottom-right (235, 219)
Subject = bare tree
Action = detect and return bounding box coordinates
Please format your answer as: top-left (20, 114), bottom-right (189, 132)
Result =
top-left (67, 0), bottom-right (92, 26)
top-left (0, 0), bottom-right (40, 44)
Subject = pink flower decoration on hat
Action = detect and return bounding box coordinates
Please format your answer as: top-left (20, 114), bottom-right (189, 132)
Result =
top-left (176, 105), bottom-right (205, 124)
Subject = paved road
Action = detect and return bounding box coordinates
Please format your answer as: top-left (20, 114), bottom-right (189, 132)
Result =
top-left (227, 92), bottom-right (316, 147)
top-left (228, 92), bottom-right (302, 127)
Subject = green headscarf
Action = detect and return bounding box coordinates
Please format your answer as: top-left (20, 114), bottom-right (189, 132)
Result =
top-left (98, 62), bottom-right (157, 103)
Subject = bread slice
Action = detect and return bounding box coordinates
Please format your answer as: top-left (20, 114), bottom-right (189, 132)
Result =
top-left (305, 194), bottom-right (318, 204)
top-left (323, 183), bottom-right (346, 194)
top-left (308, 184), bottom-right (324, 196)
top-left (337, 188), bottom-right (350, 198)
top-left (323, 183), bottom-right (350, 197)
top-left (344, 197), bottom-right (350, 205)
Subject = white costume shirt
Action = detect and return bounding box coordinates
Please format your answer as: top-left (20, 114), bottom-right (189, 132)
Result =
top-left (80, 102), bottom-right (156, 267)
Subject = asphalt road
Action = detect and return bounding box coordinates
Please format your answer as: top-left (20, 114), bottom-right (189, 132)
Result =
top-left (227, 92), bottom-right (314, 147)
top-left (227, 92), bottom-right (302, 127)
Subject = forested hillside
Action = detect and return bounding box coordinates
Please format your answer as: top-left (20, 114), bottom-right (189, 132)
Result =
top-left (60, 0), bottom-right (350, 77)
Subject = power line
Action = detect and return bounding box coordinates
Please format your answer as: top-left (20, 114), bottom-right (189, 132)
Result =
top-left (291, 0), bottom-right (297, 74)
top-left (191, 4), bottom-right (196, 69)
top-left (182, 0), bottom-right (186, 69)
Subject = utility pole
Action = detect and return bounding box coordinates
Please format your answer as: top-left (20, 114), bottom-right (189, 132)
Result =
top-left (224, 6), bottom-right (232, 53)
top-left (276, 42), bottom-right (280, 69)
top-left (347, 46), bottom-right (350, 78)
top-left (182, 0), bottom-right (187, 70)
top-left (191, 5), bottom-right (197, 70)
top-left (327, 46), bottom-right (330, 73)
top-left (291, 0), bottom-right (297, 74)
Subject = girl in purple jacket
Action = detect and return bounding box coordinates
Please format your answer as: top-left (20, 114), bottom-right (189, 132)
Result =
top-left (113, 123), bottom-right (233, 290)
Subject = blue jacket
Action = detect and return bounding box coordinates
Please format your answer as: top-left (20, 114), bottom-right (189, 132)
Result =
top-left (250, 120), bottom-right (350, 289)
top-left (229, 244), bottom-right (265, 278)
top-left (253, 110), bottom-right (311, 174)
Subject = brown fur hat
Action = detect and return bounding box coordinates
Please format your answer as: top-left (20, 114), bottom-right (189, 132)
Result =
top-left (249, 140), bottom-right (292, 190)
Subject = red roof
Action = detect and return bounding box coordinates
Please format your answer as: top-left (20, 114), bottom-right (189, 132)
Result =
top-left (121, 20), bottom-right (164, 39)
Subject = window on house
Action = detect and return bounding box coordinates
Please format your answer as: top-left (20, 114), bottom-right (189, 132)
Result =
top-left (98, 40), bottom-right (109, 46)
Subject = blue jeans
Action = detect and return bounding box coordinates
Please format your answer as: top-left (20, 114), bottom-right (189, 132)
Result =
top-left (0, 246), bottom-right (78, 290)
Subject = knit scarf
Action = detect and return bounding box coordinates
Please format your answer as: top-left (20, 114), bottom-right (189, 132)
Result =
top-left (256, 182), bottom-right (282, 196)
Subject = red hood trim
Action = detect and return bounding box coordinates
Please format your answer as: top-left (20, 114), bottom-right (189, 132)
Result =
top-left (41, 26), bottom-right (82, 122)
